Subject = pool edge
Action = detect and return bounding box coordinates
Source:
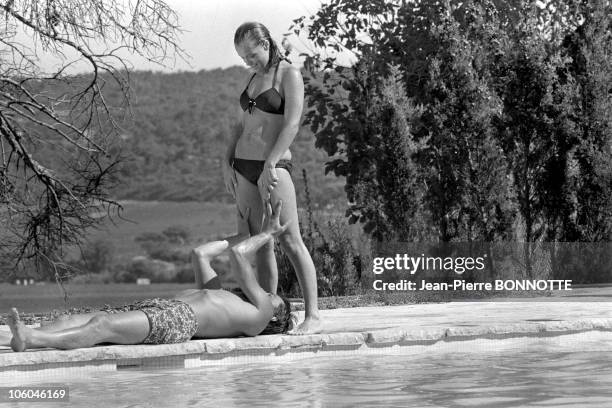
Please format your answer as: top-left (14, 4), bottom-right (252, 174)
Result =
top-left (2, 317), bottom-right (612, 375)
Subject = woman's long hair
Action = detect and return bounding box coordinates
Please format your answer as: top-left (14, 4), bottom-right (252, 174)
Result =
top-left (234, 22), bottom-right (288, 71)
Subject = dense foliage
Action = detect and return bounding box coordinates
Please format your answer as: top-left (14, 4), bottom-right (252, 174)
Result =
top-left (293, 0), bottom-right (612, 281)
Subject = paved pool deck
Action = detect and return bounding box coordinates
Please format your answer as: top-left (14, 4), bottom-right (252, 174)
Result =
top-left (1, 286), bottom-right (612, 376)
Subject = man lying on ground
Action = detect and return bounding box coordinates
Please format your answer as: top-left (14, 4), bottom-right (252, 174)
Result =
top-left (3, 201), bottom-right (292, 352)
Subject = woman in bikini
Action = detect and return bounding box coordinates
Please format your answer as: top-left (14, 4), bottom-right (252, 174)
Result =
top-left (222, 22), bottom-right (321, 334)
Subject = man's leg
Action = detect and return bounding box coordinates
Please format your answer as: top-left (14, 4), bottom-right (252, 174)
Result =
top-left (0, 311), bottom-right (106, 347)
top-left (8, 308), bottom-right (150, 351)
top-left (2, 312), bottom-right (107, 345)
top-left (38, 312), bottom-right (108, 333)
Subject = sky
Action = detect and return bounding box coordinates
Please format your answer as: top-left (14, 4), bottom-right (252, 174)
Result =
top-left (18, 0), bottom-right (355, 74)
top-left (158, 0), bottom-right (324, 72)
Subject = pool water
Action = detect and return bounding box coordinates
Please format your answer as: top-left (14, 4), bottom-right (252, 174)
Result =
top-left (4, 332), bottom-right (612, 407)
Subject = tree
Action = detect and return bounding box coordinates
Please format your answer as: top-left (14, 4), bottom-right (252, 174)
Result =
top-left (419, 1), bottom-right (515, 243)
top-left (0, 0), bottom-right (184, 279)
top-left (546, 0), bottom-right (612, 282)
top-left (295, 0), bottom-right (446, 240)
top-left (294, 0), bottom-right (612, 283)
top-left (561, 0), bottom-right (612, 242)
top-left (295, 0), bottom-right (516, 243)
top-left (78, 239), bottom-right (115, 274)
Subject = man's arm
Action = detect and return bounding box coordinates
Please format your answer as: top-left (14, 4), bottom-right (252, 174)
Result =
top-left (228, 201), bottom-right (289, 334)
top-left (228, 242), bottom-right (273, 335)
top-left (219, 232), bottom-right (249, 248)
top-left (190, 207), bottom-right (252, 289)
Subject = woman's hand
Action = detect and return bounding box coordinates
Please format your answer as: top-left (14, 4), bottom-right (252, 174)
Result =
top-left (223, 160), bottom-right (238, 199)
top-left (257, 162), bottom-right (279, 202)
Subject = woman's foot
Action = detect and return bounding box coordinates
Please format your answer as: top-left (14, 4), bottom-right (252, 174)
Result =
top-left (8, 308), bottom-right (29, 352)
top-left (288, 315), bottom-right (323, 335)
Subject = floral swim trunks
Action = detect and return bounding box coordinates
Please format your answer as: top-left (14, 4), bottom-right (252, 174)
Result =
top-left (102, 298), bottom-right (198, 344)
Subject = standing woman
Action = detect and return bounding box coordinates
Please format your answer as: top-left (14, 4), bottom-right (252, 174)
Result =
top-left (223, 22), bottom-right (321, 334)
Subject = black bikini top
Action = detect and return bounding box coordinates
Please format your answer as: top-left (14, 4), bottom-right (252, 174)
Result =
top-left (240, 61), bottom-right (285, 115)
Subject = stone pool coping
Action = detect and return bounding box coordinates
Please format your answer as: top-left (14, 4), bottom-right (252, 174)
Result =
top-left (2, 300), bottom-right (612, 374)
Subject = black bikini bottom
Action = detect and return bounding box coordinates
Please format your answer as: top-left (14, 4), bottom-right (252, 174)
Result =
top-left (231, 158), bottom-right (293, 185)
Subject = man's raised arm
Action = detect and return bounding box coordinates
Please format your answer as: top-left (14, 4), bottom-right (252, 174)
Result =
top-left (191, 207), bottom-right (252, 289)
top-left (229, 201), bottom-right (289, 314)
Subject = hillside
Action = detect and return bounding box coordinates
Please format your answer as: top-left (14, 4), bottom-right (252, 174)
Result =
top-left (100, 67), bottom-right (345, 208)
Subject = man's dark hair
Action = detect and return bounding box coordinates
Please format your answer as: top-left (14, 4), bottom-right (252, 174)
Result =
top-left (260, 296), bottom-right (292, 335)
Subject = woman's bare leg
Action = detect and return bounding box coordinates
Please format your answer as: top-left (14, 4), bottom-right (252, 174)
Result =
top-left (8, 308), bottom-right (150, 351)
top-left (256, 240), bottom-right (277, 294)
top-left (235, 171), bottom-right (278, 293)
top-left (270, 169), bottom-right (321, 334)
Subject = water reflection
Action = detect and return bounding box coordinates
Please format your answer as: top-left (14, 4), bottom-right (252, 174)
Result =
top-left (4, 332), bottom-right (612, 407)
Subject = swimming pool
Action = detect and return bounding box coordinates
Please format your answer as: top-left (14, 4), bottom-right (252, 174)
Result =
top-left (3, 331), bottom-right (612, 407)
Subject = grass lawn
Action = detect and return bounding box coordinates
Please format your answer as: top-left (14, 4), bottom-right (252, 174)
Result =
top-left (71, 200), bottom-right (237, 262)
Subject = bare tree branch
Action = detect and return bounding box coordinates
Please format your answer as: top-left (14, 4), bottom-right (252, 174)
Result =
top-left (0, 0), bottom-right (185, 281)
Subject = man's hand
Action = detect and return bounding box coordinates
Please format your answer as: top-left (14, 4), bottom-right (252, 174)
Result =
top-left (262, 200), bottom-right (290, 237)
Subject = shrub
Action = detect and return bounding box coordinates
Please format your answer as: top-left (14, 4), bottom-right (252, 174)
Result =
top-left (70, 271), bottom-right (114, 284)
top-left (76, 239), bottom-right (116, 274)
top-left (125, 256), bottom-right (178, 283)
top-left (175, 263), bottom-right (195, 283)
